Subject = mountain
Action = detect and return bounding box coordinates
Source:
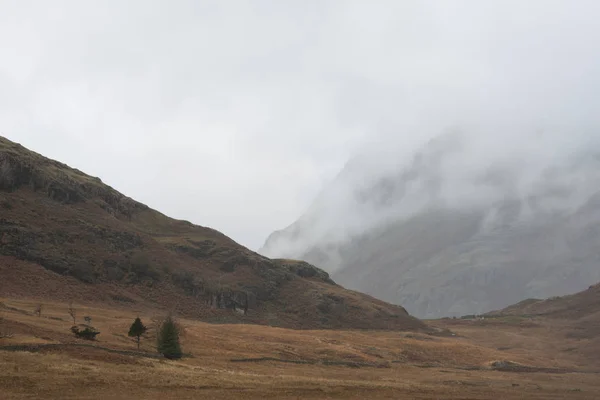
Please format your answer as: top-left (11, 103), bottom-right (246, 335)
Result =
top-left (260, 132), bottom-right (600, 318)
top-left (0, 136), bottom-right (427, 331)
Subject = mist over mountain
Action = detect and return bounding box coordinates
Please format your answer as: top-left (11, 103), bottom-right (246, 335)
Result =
top-left (260, 130), bottom-right (600, 318)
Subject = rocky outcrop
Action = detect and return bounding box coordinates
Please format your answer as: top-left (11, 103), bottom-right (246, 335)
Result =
top-left (275, 259), bottom-right (335, 285)
top-left (0, 139), bottom-right (148, 219)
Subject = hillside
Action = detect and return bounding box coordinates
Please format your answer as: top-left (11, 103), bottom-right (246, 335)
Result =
top-left (491, 282), bottom-right (600, 318)
top-left (2, 297), bottom-right (600, 399)
top-left (261, 133), bottom-right (600, 318)
top-left (0, 136), bottom-right (426, 331)
top-left (447, 282), bottom-right (600, 372)
top-left (488, 282), bottom-right (600, 342)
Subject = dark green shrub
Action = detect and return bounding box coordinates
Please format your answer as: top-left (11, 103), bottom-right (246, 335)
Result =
top-left (71, 325), bottom-right (100, 340)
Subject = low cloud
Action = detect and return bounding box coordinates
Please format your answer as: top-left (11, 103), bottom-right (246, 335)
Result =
top-left (1, 1), bottom-right (600, 250)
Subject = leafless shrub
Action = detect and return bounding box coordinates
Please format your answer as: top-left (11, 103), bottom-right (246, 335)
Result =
top-left (68, 302), bottom-right (76, 324)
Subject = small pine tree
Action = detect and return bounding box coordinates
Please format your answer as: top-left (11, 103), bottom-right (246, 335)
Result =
top-left (128, 317), bottom-right (147, 349)
top-left (156, 315), bottom-right (182, 359)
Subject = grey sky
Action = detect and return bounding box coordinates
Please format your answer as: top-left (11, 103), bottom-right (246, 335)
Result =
top-left (2, 0), bottom-right (600, 250)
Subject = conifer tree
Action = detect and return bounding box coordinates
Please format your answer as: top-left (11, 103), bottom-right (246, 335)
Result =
top-left (128, 317), bottom-right (148, 349)
top-left (156, 315), bottom-right (182, 359)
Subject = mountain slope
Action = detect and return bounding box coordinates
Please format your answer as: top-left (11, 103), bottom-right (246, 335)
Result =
top-left (488, 282), bottom-right (600, 348)
top-left (491, 282), bottom-right (600, 320)
top-left (0, 136), bottom-right (427, 331)
top-left (261, 133), bottom-right (600, 318)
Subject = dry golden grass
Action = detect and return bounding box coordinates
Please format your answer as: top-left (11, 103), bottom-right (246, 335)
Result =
top-left (1, 298), bottom-right (599, 399)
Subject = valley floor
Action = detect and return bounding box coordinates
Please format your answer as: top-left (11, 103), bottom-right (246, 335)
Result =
top-left (1, 298), bottom-right (599, 399)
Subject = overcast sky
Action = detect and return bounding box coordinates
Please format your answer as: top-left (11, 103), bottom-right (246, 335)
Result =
top-left (2, 0), bottom-right (600, 250)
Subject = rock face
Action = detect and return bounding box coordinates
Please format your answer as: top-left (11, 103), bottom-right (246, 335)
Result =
top-left (0, 136), bottom-right (426, 331)
top-left (260, 133), bottom-right (600, 318)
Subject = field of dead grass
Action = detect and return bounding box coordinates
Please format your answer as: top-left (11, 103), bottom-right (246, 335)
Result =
top-left (1, 298), bottom-right (599, 399)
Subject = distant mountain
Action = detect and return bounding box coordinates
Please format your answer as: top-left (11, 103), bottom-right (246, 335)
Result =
top-left (0, 136), bottom-right (426, 331)
top-left (260, 132), bottom-right (600, 318)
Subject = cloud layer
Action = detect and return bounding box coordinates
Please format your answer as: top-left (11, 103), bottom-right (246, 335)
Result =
top-left (2, 1), bottom-right (600, 249)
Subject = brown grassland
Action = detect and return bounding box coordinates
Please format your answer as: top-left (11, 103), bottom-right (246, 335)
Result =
top-left (1, 297), bottom-right (599, 399)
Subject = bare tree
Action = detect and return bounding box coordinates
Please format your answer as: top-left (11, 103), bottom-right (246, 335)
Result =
top-left (68, 302), bottom-right (76, 325)
top-left (34, 304), bottom-right (43, 317)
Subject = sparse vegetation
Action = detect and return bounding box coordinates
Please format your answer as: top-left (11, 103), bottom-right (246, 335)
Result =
top-left (171, 270), bottom-right (202, 295)
top-left (156, 315), bottom-right (182, 359)
top-left (70, 325), bottom-right (100, 340)
top-left (128, 252), bottom-right (161, 282)
top-left (128, 317), bottom-right (147, 349)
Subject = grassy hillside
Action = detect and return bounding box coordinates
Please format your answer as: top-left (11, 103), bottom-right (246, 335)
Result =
top-left (0, 136), bottom-right (424, 330)
top-left (486, 282), bottom-right (600, 343)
